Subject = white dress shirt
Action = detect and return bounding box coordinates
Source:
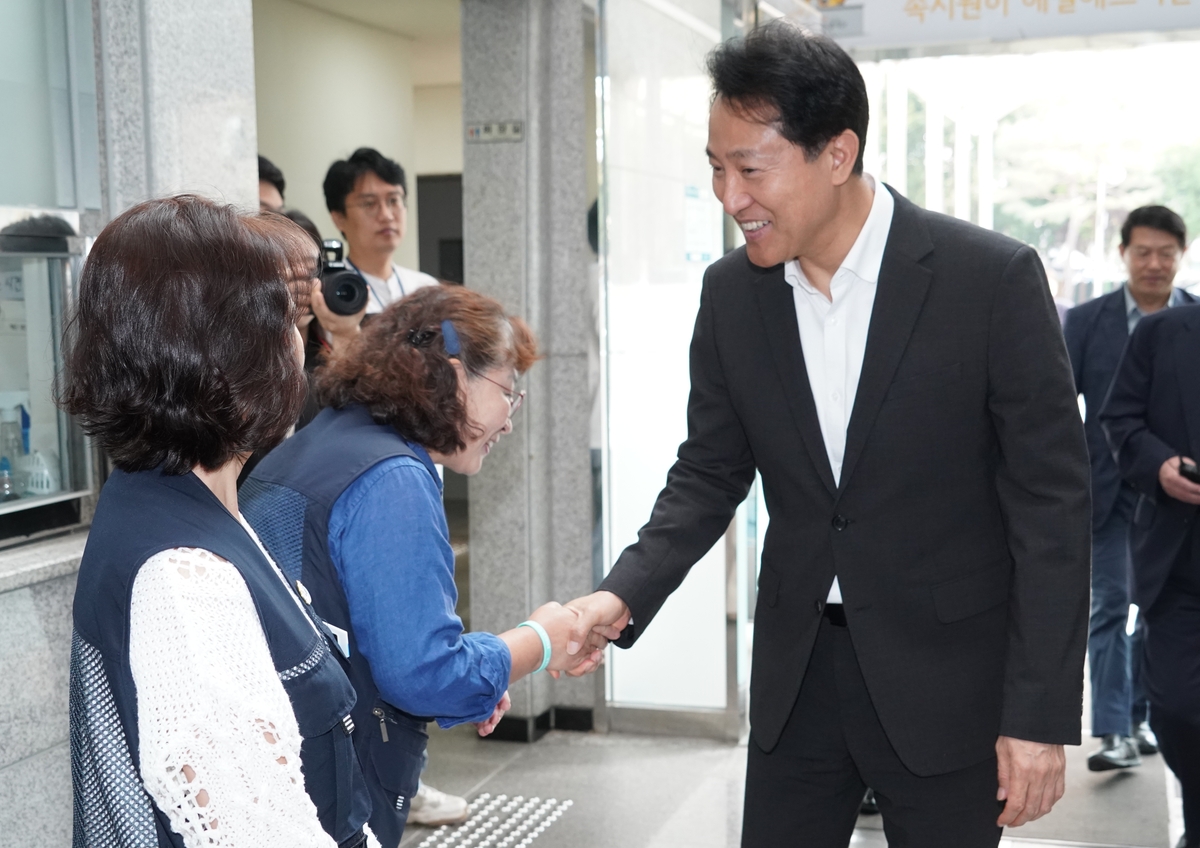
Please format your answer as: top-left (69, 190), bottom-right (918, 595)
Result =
top-left (783, 174), bottom-right (895, 604)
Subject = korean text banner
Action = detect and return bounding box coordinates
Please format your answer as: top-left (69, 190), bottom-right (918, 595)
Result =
top-left (825, 0), bottom-right (1200, 50)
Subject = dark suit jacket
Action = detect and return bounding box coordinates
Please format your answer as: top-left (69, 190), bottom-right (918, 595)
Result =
top-left (1099, 304), bottom-right (1200, 612)
top-left (1064, 287), bottom-right (1198, 528)
top-left (599, 189), bottom-right (1091, 777)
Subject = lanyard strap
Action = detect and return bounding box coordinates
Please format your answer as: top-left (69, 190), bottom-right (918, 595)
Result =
top-left (346, 259), bottom-right (405, 309)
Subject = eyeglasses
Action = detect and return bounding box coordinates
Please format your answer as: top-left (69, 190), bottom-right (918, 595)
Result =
top-left (345, 193), bottom-right (405, 217)
top-left (473, 370), bottom-right (525, 415)
top-left (1128, 247), bottom-right (1182, 264)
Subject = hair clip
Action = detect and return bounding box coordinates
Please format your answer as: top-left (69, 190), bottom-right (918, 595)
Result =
top-left (441, 319), bottom-right (462, 356)
top-left (407, 327), bottom-right (436, 347)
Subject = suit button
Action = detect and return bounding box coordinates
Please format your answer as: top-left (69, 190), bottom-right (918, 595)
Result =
top-left (815, 600), bottom-right (825, 613)
top-left (831, 514), bottom-right (849, 531)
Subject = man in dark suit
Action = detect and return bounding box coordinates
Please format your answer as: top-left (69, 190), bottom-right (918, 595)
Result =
top-left (566, 22), bottom-right (1090, 848)
top-left (1100, 299), bottom-right (1200, 848)
top-left (1063, 206), bottom-right (1195, 771)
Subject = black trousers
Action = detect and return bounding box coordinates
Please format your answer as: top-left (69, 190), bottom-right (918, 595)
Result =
top-left (742, 615), bottom-right (1003, 848)
top-left (1151, 707), bottom-right (1200, 847)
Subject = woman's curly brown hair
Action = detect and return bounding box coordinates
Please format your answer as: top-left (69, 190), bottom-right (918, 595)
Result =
top-left (314, 285), bottom-right (539, 454)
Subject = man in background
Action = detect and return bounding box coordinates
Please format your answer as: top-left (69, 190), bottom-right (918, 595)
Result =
top-left (323, 148), bottom-right (437, 312)
top-left (1101, 276), bottom-right (1200, 848)
top-left (1063, 205), bottom-right (1195, 771)
top-left (259, 154), bottom-right (286, 213)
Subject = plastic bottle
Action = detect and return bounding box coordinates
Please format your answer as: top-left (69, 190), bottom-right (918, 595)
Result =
top-left (0, 457), bottom-right (19, 502)
top-left (0, 407), bottom-right (22, 465)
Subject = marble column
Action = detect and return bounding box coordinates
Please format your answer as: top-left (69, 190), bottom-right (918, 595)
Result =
top-left (462, 0), bottom-right (595, 735)
top-left (95, 0), bottom-right (258, 216)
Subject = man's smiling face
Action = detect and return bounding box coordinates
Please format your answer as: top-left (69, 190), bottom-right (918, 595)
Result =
top-left (707, 96), bottom-right (838, 269)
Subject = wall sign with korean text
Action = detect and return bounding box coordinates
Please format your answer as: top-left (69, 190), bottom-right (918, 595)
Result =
top-left (466, 121), bottom-right (524, 144)
top-left (832, 0), bottom-right (1200, 50)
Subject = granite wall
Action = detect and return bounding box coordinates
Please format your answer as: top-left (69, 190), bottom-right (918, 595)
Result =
top-left (462, 0), bottom-right (599, 727)
top-left (95, 0), bottom-right (258, 215)
top-left (0, 535), bottom-right (86, 845)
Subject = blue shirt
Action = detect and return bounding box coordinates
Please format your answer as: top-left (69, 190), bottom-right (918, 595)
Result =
top-left (327, 447), bottom-right (511, 727)
top-left (1123, 284), bottom-right (1186, 334)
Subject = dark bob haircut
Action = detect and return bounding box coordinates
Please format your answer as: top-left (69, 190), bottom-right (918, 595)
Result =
top-left (1121, 205), bottom-right (1187, 250)
top-left (59, 195), bottom-right (313, 475)
top-left (323, 147), bottom-right (407, 215)
top-left (315, 285), bottom-right (538, 455)
top-left (707, 20), bottom-right (869, 174)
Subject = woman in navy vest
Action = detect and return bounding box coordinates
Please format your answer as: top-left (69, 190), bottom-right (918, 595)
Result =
top-left (241, 286), bottom-right (604, 848)
top-left (62, 196), bottom-right (375, 848)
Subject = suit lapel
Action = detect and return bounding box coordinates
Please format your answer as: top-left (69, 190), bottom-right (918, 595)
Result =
top-left (838, 192), bottom-right (934, 496)
top-left (755, 268), bottom-right (838, 495)
top-left (1097, 289), bottom-right (1130, 347)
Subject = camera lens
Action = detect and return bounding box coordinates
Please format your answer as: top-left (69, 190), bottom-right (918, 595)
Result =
top-left (321, 269), bottom-right (369, 316)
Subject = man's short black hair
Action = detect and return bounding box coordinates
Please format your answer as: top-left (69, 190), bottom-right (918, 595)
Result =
top-left (323, 148), bottom-right (407, 214)
top-left (258, 154), bottom-right (286, 198)
top-left (1121, 205), bottom-right (1187, 250)
top-left (706, 21), bottom-right (868, 175)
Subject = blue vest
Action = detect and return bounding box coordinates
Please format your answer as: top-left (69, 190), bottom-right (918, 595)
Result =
top-left (71, 465), bottom-right (370, 848)
top-left (241, 404), bottom-right (432, 848)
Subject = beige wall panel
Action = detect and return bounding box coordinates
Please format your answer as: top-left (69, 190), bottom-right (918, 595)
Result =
top-left (253, 0), bottom-right (419, 270)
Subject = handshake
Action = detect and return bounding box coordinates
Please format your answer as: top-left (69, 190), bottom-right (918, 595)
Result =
top-left (478, 592), bottom-right (632, 737)
top-left (525, 590), bottom-right (633, 678)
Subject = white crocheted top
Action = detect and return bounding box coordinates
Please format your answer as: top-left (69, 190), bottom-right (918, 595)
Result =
top-left (128, 519), bottom-right (366, 848)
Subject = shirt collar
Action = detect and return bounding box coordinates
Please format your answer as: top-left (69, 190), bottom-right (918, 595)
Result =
top-left (1123, 283), bottom-right (1184, 316)
top-left (402, 439), bottom-right (443, 491)
top-left (784, 174), bottom-right (895, 292)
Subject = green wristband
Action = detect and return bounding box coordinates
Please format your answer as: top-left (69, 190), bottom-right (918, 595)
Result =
top-left (517, 620), bottom-right (552, 674)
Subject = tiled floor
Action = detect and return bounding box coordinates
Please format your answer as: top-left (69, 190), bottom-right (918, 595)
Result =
top-left (404, 724), bottom-right (1177, 848)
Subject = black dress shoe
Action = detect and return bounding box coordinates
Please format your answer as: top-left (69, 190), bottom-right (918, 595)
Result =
top-left (1087, 734), bottom-right (1142, 771)
top-left (1135, 721), bottom-right (1159, 755)
top-left (860, 789), bottom-right (879, 815)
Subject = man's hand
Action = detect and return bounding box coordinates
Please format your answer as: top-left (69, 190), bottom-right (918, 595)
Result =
top-left (1159, 456), bottom-right (1200, 505)
top-left (525, 602), bottom-right (605, 676)
top-left (475, 691), bottom-right (511, 737)
top-left (565, 591), bottom-right (631, 656)
top-left (995, 736), bottom-right (1065, 828)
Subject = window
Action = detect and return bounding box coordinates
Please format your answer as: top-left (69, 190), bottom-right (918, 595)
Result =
top-left (0, 231), bottom-right (91, 542)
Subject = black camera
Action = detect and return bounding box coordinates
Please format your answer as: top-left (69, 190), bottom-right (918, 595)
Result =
top-left (319, 239), bottom-right (369, 316)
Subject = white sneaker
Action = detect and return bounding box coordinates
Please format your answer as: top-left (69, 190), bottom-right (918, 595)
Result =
top-left (407, 783), bottom-right (469, 826)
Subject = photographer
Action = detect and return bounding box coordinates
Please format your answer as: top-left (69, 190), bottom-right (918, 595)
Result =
top-left (323, 148), bottom-right (437, 314)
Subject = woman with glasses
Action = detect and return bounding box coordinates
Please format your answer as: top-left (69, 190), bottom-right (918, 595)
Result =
top-left (239, 285), bottom-right (602, 848)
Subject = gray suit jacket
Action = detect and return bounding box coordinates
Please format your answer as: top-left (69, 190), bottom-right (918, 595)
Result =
top-left (600, 188), bottom-right (1091, 776)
